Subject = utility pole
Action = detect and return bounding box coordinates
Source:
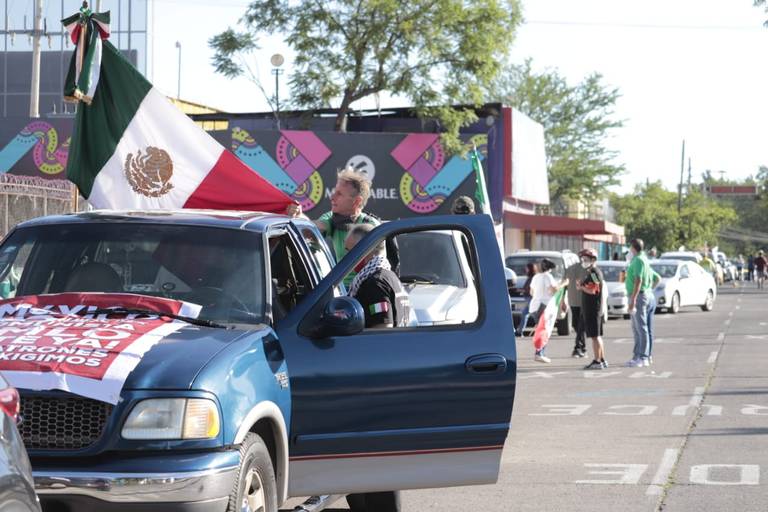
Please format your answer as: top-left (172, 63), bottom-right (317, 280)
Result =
top-left (687, 157), bottom-right (692, 194)
top-left (95, 0), bottom-right (102, 11)
top-left (677, 139), bottom-right (685, 214)
top-left (29, 0), bottom-right (43, 118)
top-left (175, 41), bottom-right (181, 99)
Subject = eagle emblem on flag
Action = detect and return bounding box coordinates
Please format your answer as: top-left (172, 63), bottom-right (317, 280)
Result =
top-left (124, 146), bottom-right (174, 197)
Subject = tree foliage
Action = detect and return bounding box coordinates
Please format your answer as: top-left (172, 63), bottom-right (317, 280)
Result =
top-left (487, 60), bottom-right (624, 203)
top-left (611, 181), bottom-right (737, 253)
top-left (210, 0), bottom-right (522, 151)
top-left (756, 0), bottom-right (768, 26)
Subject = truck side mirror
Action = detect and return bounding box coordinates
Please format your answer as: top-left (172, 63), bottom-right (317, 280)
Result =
top-left (313, 297), bottom-right (365, 338)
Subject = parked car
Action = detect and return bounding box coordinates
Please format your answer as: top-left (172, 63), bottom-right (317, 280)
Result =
top-left (650, 259), bottom-right (717, 314)
top-left (659, 251), bottom-right (702, 264)
top-left (505, 250), bottom-right (578, 335)
top-left (0, 210), bottom-right (516, 512)
top-left (596, 260), bottom-right (629, 319)
top-left (0, 372), bottom-right (41, 512)
top-left (396, 230), bottom-right (478, 326)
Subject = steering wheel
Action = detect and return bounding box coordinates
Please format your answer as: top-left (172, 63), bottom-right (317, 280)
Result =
top-left (187, 286), bottom-right (250, 320)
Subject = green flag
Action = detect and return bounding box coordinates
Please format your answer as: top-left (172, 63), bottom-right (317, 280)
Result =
top-left (470, 146), bottom-right (491, 215)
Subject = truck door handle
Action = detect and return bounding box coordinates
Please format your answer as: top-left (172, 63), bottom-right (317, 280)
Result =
top-left (465, 354), bottom-right (508, 375)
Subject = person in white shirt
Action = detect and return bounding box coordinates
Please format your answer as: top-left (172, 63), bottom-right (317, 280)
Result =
top-left (529, 258), bottom-right (569, 363)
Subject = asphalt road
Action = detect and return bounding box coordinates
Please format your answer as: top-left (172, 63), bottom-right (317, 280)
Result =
top-left (286, 285), bottom-right (768, 511)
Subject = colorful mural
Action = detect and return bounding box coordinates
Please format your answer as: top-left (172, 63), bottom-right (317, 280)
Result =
top-left (224, 127), bottom-right (487, 218)
top-left (0, 121), bottom-right (70, 177)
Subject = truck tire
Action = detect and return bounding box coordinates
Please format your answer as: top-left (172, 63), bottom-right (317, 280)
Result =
top-left (347, 491), bottom-right (401, 512)
top-left (227, 433), bottom-right (278, 512)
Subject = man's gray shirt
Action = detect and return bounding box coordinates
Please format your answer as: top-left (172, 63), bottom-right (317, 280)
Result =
top-left (565, 262), bottom-right (588, 308)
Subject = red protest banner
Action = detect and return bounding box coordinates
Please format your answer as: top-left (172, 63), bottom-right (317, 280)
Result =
top-left (0, 293), bottom-right (200, 403)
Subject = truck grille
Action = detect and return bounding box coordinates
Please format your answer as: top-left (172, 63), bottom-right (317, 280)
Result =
top-left (20, 395), bottom-right (113, 450)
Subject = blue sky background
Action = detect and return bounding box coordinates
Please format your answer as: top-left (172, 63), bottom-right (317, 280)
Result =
top-left (148, 0), bottom-right (768, 192)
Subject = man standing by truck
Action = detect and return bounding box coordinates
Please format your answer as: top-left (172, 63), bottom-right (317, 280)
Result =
top-left (565, 257), bottom-right (588, 358)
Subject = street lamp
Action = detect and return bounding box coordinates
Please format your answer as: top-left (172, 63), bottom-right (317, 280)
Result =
top-left (175, 41), bottom-right (182, 100)
top-left (270, 53), bottom-right (284, 129)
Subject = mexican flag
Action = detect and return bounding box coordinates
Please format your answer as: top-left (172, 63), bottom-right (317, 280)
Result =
top-left (532, 288), bottom-right (565, 351)
top-left (62, 7), bottom-right (292, 213)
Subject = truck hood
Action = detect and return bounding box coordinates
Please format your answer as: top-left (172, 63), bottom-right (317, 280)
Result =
top-left (405, 283), bottom-right (471, 324)
top-left (124, 325), bottom-right (251, 389)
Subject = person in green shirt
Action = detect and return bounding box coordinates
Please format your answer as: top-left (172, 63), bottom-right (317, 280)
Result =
top-left (700, 253), bottom-right (717, 277)
top-left (625, 238), bottom-right (654, 368)
top-left (287, 168), bottom-right (379, 285)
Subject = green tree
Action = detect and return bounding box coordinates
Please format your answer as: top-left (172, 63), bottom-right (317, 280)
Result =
top-left (756, 0), bottom-right (768, 26)
top-left (611, 182), bottom-right (680, 252)
top-left (611, 181), bottom-right (737, 253)
top-left (487, 60), bottom-right (624, 203)
top-left (679, 189), bottom-right (738, 250)
top-left (210, 0), bottom-right (522, 151)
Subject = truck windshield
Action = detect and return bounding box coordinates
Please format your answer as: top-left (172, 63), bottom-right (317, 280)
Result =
top-left (396, 231), bottom-right (465, 287)
top-left (0, 223), bottom-right (265, 325)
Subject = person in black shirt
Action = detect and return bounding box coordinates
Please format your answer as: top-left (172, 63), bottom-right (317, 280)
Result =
top-left (577, 248), bottom-right (608, 370)
top-left (344, 224), bottom-right (411, 328)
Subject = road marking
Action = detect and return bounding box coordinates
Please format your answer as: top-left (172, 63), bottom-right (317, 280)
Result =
top-left (647, 448), bottom-right (680, 495)
top-left (575, 464), bottom-right (647, 485)
top-left (728, 311), bottom-right (734, 317)
top-left (689, 465), bottom-right (760, 486)
top-left (724, 319), bottom-right (731, 326)
top-left (717, 332), bottom-right (725, 341)
top-left (708, 351), bottom-right (718, 364)
top-left (735, 305), bottom-right (741, 310)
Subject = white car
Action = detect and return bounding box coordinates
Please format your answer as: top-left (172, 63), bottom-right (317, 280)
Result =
top-left (597, 260), bottom-right (629, 318)
top-left (396, 230), bottom-right (478, 326)
top-left (650, 259), bottom-right (716, 314)
top-left (660, 251), bottom-right (702, 264)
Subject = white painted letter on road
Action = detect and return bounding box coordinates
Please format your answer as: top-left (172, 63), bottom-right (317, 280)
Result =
top-left (575, 464), bottom-right (647, 485)
top-left (602, 405), bottom-right (658, 416)
top-left (530, 405), bottom-right (591, 416)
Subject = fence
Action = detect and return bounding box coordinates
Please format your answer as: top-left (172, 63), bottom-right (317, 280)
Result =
top-left (0, 174), bottom-right (81, 237)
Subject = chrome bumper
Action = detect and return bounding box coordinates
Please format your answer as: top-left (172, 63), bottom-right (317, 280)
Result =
top-left (34, 466), bottom-right (238, 503)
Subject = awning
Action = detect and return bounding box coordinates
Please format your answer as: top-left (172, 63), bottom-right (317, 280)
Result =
top-left (504, 211), bottom-right (625, 237)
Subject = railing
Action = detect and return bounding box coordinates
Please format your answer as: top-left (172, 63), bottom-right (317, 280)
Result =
top-left (0, 174), bottom-right (79, 237)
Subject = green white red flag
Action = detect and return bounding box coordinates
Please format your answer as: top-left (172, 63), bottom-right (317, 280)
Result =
top-left (62, 7), bottom-right (293, 213)
top-left (532, 288), bottom-right (565, 351)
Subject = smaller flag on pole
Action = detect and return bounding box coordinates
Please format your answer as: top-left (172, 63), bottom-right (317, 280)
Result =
top-left (470, 145), bottom-right (491, 216)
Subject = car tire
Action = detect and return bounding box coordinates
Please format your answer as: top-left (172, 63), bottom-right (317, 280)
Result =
top-left (701, 290), bottom-right (714, 312)
top-left (226, 433), bottom-right (278, 512)
top-left (669, 292), bottom-right (680, 314)
top-left (347, 491), bottom-right (401, 512)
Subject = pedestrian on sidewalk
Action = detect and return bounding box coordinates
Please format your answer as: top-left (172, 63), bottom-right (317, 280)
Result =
top-left (747, 255), bottom-right (754, 282)
top-left (515, 262), bottom-right (537, 337)
top-left (577, 249), bottom-right (609, 370)
top-left (647, 268), bottom-right (662, 364)
top-left (755, 250), bottom-right (768, 289)
top-left (565, 256), bottom-right (588, 358)
top-left (626, 239), bottom-right (653, 368)
top-left (530, 259), bottom-right (569, 363)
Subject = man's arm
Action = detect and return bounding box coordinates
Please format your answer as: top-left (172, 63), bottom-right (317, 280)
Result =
top-left (355, 279), bottom-right (395, 328)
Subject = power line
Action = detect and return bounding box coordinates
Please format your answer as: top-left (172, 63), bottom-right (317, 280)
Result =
top-left (526, 19), bottom-right (766, 32)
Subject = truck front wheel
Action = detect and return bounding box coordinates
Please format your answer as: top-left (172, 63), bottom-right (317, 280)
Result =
top-left (347, 491), bottom-right (401, 512)
top-left (227, 433), bottom-right (278, 512)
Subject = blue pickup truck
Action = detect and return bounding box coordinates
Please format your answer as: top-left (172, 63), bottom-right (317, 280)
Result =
top-left (0, 210), bottom-right (516, 512)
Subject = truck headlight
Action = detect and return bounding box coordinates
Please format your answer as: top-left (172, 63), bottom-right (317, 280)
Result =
top-left (122, 398), bottom-right (220, 440)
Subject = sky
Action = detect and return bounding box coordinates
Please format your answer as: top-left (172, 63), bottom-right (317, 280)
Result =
top-left (148, 0), bottom-right (768, 193)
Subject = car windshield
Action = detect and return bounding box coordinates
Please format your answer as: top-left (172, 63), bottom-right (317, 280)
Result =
top-left (396, 231), bottom-right (465, 287)
top-left (661, 254), bottom-right (697, 262)
top-left (0, 223), bottom-right (265, 325)
top-left (651, 263), bottom-right (679, 278)
top-left (505, 255), bottom-right (565, 280)
top-left (597, 265), bottom-right (624, 282)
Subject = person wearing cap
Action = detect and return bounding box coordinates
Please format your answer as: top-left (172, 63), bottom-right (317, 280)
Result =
top-left (451, 196), bottom-right (475, 215)
top-left (576, 248), bottom-right (608, 369)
